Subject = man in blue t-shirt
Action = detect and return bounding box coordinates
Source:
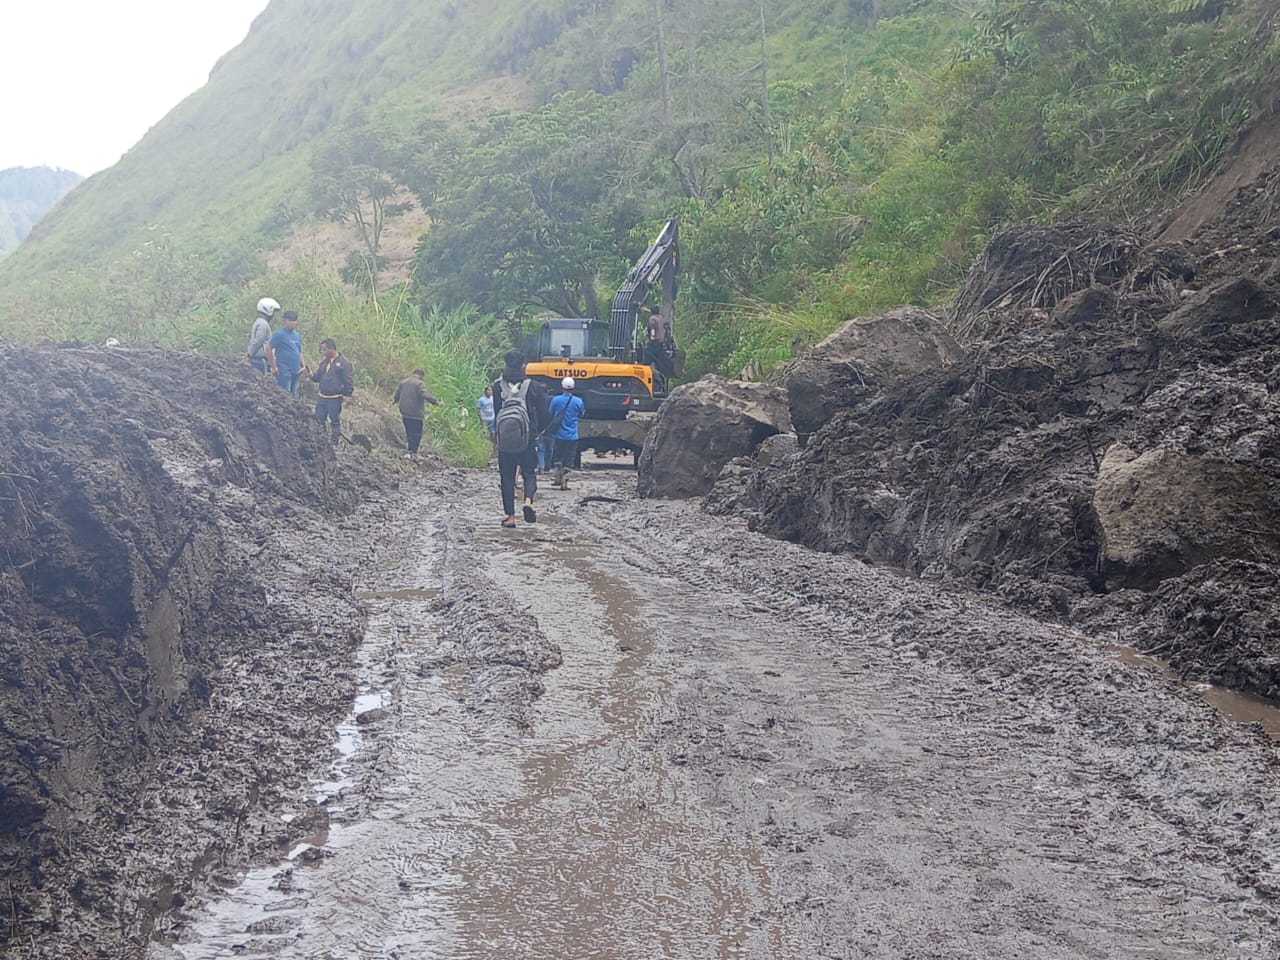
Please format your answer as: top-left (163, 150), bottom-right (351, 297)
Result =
top-left (477, 385), bottom-right (496, 455)
top-left (549, 376), bottom-right (585, 489)
top-left (266, 310), bottom-right (306, 396)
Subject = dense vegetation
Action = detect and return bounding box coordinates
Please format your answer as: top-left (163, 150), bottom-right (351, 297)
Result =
top-left (0, 167), bottom-right (82, 258)
top-left (0, 0), bottom-right (1275, 461)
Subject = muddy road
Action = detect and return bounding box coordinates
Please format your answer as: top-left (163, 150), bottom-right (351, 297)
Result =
top-left (149, 461), bottom-right (1280, 959)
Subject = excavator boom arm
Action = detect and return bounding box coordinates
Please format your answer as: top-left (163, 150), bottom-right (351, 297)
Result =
top-left (608, 219), bottom-right (678, 360)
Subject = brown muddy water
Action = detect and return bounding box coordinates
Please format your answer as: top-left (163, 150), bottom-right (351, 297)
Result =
top-left (1107, 643), bottom-right (1280, 739)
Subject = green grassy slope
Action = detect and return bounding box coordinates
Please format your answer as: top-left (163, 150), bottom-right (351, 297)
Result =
top-left (0, 0), bottom-right (1275, 384)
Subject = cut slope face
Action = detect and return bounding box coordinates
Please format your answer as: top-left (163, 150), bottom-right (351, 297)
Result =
top-left (0, 342), bottom-right (386, 948)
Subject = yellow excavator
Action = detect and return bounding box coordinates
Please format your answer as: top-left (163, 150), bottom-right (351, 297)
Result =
top-left (526, 218), bottom-right (684, 421)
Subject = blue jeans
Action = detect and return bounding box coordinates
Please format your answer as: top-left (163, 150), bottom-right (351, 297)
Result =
top-left (276, 368), bottom-right (300, 396)
top-left (537, 434), bottom-right (553, 471)
top-left (315, 397), bottom-right (343, 446)
top-left (250, 356), bottom-right (268, 374)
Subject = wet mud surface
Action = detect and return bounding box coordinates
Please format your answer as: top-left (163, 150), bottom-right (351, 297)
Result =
top-left (134, 464), bottom-right (1280, 959)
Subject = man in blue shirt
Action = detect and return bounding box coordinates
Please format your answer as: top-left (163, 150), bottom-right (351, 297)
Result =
top-left (477, 385), bottom-right (496, 455)
top-left (266, 310), bottom-right (306, 396)
top-left (549, 376), bottom-right (585, 490)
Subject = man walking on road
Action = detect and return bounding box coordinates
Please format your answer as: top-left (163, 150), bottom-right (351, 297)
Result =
top-left (311, 337), bottom-right (354, 447)
top-left (477, 385), bottom-right (496, 455)
top-left (267, 310), bottom-right (305, 396)
top-left (393, 368), bottom-right (442, 458)
top-left (492, 349), bottom-right (550, 528)
top-left (244, 297), bottom-right (278, 374)
top-left (549, 376), bottom-right (585, 489)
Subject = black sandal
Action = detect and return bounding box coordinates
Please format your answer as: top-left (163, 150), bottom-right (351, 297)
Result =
top-left (501, 517), bottom-right (517, 528)
top-left (522, 504), bottom-right (537, 523)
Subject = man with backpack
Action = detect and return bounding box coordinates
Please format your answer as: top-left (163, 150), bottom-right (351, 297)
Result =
top-left (492, 349), bottom-right (551, 528)
top-left (548, 376), bottom-right (585, 490)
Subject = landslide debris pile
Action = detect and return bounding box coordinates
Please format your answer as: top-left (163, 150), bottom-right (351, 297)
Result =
top-left (0, 342), bottom-right (386, 953)
top-left (712, 182), bottom-right (1280, 702)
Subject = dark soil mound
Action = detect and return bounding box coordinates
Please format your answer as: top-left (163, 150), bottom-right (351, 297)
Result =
top-left (0, 342), bottom-right (389, 954)
top-left (716, 160), bottom-right (1280, 703)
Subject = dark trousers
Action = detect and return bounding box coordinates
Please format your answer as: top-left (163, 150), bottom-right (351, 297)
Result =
top-left (403, 416), bottom-right (424, 453)
top-left (552, 438), bottom-right (578, 469)
top-left (498, 446), bottom-right (538, 517)
top-left (250, 356), bottom-right (268, 374)
top-left (315, 396), bottom-right (343, 446)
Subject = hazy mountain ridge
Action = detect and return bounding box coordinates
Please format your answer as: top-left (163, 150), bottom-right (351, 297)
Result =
top-left (0, 167), bottom-right (82, 258)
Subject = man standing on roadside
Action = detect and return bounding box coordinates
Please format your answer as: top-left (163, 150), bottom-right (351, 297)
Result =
top-left (244, 297), bottom-right (278, 374)
top-left (549, 376), bottom-right (585, 489)
top-left (492, 349), bottom-right (550, 528)
top-left (393, 368), bottom-right (443, 458)
top-left (267, 310), bottom-right (306, 396)
top-left (477, 385), bottom-right (496, 455)
top-left (311, 337), bottom-right (354, 447)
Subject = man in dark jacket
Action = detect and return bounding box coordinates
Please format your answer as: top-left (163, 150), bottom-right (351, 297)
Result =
top-left (492, 349), bottom-right (551, 527)
top-left (392, 368), bottom-right (442, 458)
top-left (311, 337), bottom-right (354, 447)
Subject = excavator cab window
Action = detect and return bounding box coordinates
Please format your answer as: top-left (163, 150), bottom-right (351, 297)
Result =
top-left (538, 319), bottom-right (610, 360)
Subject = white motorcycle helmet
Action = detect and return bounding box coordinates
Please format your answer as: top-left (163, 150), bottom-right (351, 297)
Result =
top-left (256, 297), bottom-right (281, 318)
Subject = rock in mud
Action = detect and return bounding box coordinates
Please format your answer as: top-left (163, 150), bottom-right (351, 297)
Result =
top-left (637, 375), bottom-right (790, 499)
top-left (1158, 275), bottom-right (1277, 337)
top-left (1093, 443), bottom-right (1280, 589)
top-left (771, 306), bottom-right (964, 439)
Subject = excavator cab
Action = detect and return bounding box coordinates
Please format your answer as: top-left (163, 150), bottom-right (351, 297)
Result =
top-left (537, 318), bottom-right (612, 360)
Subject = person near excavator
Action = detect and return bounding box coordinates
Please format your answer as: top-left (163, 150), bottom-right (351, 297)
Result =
top-left (641, 303), bottom-right (675, 381)
top-left (548, 376), bottom-right (585, 489)
top-left (492, 349), bottom-right (551, 528)
top-left (311, 337), bottom-right (354, 447)
top-left (393, 368), bottom-right (442, 458)
top-left (244, 297), bottom-right (278, 374)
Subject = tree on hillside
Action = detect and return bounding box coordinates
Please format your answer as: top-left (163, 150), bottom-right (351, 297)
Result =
top-left (411, 93), bottom-right (643, 320)
top-left (312, 120), bottom-right (413, 298)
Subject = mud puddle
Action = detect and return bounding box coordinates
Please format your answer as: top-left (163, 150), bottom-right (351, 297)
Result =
top-left (156, 484), bottom-right (776, 959)
top-left (1107, 643), bottom-right (1280, 739)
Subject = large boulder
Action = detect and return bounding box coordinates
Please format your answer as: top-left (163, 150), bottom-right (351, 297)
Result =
top-left (1158, 276), bottom-right (1277, 337)
top-left (771, 306), bottom-right (964, 439)
top-left (1093, 442), bottom-right (1279, 589)
top-left (637, 375), bottom-right (790, 499)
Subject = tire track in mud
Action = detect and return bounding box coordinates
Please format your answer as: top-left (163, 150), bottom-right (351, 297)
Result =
top-left (158, 464), bottom-right (1280, 959)
top-left (560, 477), bottom-right (1280, 958)
top-left (157, 471), bottom-right (791, 959)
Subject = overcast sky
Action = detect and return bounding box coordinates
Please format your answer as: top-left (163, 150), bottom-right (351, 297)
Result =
top-left (2, 0), bottom-right (269, 176)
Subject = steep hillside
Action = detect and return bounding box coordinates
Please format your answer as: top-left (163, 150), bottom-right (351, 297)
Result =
top-left (0, 167), bottom-right (81, 258)
top-left (0, 0), bottom-right (1275, 382)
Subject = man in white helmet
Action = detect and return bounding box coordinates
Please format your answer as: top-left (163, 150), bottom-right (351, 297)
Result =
top-left (548, 376), bottom-right (585, 489)
top-left (244, 297), bottom-right (279, 375)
